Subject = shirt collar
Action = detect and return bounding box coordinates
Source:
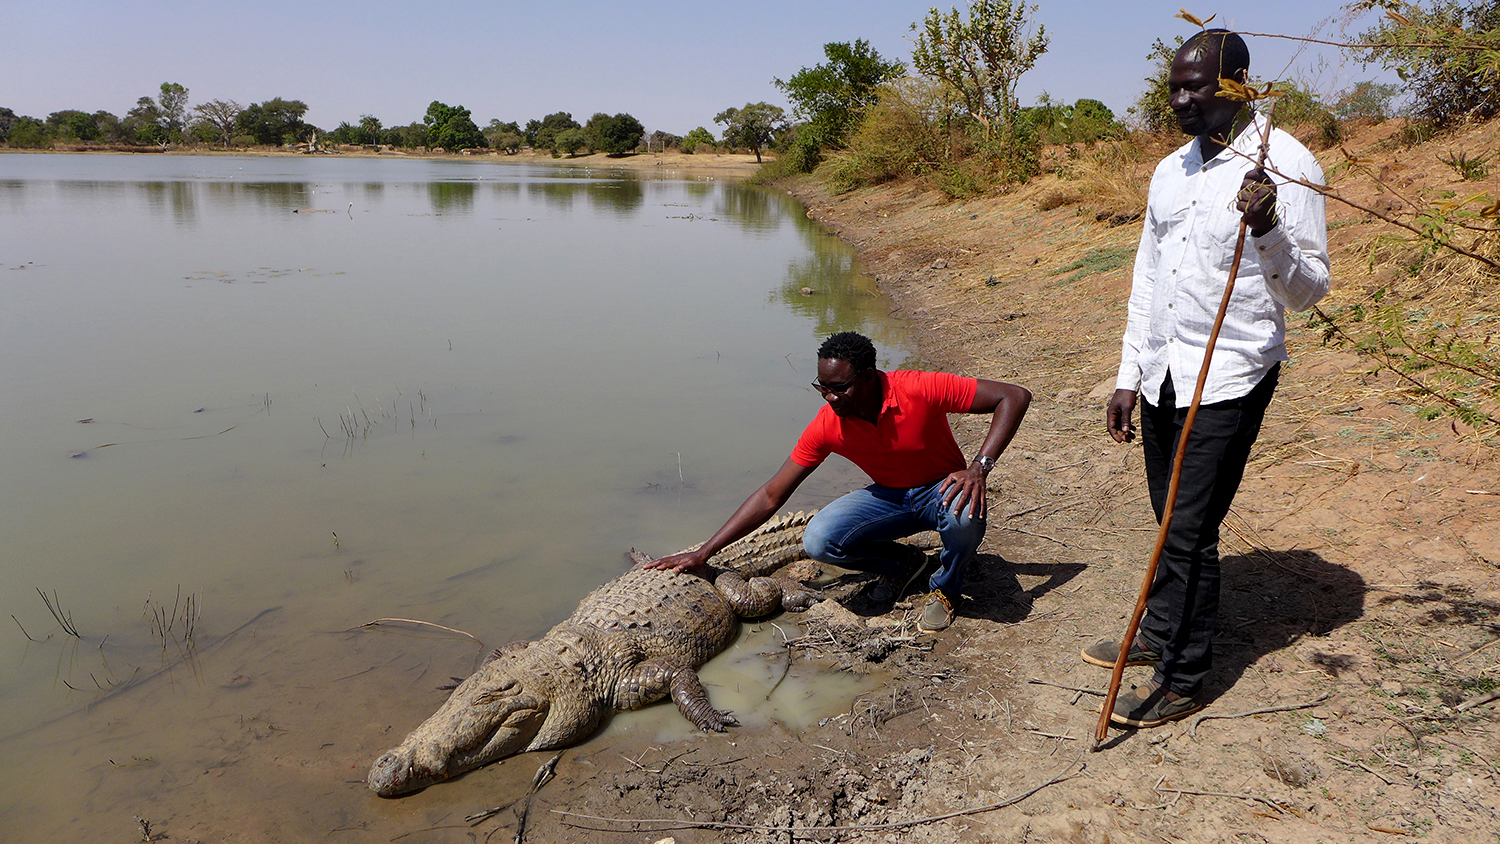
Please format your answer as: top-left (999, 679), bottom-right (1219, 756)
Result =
top-left (875, 370), bottom-right (900, 422)
top-left (1186, 111), bottom-right (1268, 169)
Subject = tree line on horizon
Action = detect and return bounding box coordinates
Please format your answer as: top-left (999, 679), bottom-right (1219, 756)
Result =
top-left (0, 84), bottom-right (727, 158)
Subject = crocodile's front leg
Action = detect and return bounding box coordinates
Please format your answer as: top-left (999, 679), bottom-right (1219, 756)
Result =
top-left (615, 657), bottom-right (738, 731)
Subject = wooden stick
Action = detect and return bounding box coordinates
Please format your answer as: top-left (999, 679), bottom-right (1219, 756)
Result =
top-left (1094, 128), bottom-right (1273, 748)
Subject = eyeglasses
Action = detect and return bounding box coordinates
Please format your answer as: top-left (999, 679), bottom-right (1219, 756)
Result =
top-left (811, 375), bottom-right (860, 395)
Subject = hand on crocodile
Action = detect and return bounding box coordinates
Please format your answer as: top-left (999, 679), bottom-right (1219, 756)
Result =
top-left (643, 548), bottom-right (710, 573)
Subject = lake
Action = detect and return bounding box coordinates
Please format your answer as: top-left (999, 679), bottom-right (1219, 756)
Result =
top-left (0, 152), bottom-right (911, 839)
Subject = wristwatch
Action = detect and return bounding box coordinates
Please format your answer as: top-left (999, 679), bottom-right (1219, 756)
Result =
top-left (972, 455), bottom-right (996, 474)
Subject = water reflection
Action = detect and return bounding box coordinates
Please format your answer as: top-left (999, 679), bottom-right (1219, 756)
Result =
top-left (713, 184), bottom-right (777, 233)
top-left (428, 180), bottom-right (477, 213)
top-left (139, 180), bottom-right (199, 225)
top-left (584, 180), bottom-right (644, 216)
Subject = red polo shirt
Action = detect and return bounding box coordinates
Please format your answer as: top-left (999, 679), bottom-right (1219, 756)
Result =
top-left (790, 370), bottom-right (977, 488)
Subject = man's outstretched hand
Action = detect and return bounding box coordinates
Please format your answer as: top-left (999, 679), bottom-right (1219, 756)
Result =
top-left (643, 549), bottom-right (709, 574)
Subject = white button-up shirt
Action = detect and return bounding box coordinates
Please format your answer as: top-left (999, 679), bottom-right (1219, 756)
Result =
top-left (1115, 113), bottom-right (1330, 406)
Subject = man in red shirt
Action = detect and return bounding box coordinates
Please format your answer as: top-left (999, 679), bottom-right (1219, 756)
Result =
top-left (647, 332), bottom-right (1031, 631)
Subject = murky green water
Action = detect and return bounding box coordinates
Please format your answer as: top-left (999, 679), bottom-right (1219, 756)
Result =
top-left (0, 153), bottom-right (909, 838)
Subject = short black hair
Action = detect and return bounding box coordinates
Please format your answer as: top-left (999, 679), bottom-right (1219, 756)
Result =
top-left (818, 331), bottom-right (876, 372)
top-left (1180, 28), bottom-right (1250, 80)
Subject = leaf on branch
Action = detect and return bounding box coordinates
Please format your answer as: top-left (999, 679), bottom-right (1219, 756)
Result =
top-left (1175, 9), bottom-right (1215, 28)
top-left (1386, 10), bottom-right (1413, 27)
top-left (1215, 78), bottom-right (1260, 102)
top-left (1339, 145), bottom-right (1375, 167)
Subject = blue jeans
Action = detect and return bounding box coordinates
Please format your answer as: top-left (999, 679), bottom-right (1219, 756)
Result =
top-left (801, 479), bottom-right (986, 601)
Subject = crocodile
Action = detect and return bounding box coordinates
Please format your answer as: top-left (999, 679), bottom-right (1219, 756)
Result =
top-left (367, 510), bottom-right (819, 796)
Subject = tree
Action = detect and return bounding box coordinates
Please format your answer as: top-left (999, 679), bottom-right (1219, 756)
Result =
top-left (424, 101), bottom-right (485, 150)
top-left (554, 127), bottom-right (587, 156)
top-left (584, 112), bottom-right (645, 154)
top-left (485, 119), bottom-right (523, 152)
top-left (774, 39), bottom-right (906, 148)
top-left (1127, 36), bottom-right (1183, 134)
top-left (681, 126), bottom-right (715, 153)
top-left (909, 0), bottom-right (1049, 137)
top-left (0, 107), bottom-right (16, 142)
top-left (1352, 0), bottom-right (1500, 128)
top-left (529, 111), bottom-right (580, 150)
top-left (46, 110), bottom-right (101, 141)
top-left (192, 99), bottom-right (242, 146)
top-left (237, 98), bottom-right (311, 145)
top-left (714, 102), bottom-right (787, 162)
top-left (359, 114), bottom-right (382, 143)
top-left (158, 82), bottom-right (189, 139)
top-left (123, 96), bottom-right (165, 144)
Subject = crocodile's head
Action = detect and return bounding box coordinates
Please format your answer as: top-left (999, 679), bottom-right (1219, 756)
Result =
top-left (367, 670), bottom-right (549, 797)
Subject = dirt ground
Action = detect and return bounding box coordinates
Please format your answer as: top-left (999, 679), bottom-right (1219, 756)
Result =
top-left (479, 121), bottom-right (1500, 844)
top-left (32, 124), bottom-right (1494, 843)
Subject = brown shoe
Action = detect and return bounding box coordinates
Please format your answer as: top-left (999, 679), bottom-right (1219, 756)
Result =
top-left (1081, 637), bottom-right (1160, 669)
top-left (1109, 681), bottom-right (1203, 728)
top-left (918, 591), bottom-right (955, 632)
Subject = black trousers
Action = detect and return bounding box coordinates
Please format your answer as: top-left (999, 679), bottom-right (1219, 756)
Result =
top-left (1138, 363), bottom-right (1279, 695)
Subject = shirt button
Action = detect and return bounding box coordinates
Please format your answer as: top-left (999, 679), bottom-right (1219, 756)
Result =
top-left (1168, 303), bottom-right (1174, 309)
top-left (1168, 337), bottom-right (1175, 343)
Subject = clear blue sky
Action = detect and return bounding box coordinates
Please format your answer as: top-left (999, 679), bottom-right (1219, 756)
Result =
top-left (3, 1), bottom-right (1388, 134)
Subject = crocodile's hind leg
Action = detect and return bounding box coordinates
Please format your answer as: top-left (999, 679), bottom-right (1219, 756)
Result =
top-left (715, 571), bottom-right (820, 616)
top-left (615, 658), bottom-right (739, 731)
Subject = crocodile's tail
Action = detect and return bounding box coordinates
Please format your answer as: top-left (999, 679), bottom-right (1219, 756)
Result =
top-left (709, 509), bottom-right (815, 578)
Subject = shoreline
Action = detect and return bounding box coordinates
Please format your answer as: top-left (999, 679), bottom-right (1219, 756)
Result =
top-left (0, 144), bottom-right (767, 176)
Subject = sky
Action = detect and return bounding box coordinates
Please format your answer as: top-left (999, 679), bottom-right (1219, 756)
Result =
top-left (3, 1), bottom-right (1390, 135)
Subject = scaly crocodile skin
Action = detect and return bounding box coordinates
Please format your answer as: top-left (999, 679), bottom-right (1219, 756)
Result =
top-left (366, 511), bottom-right (818, 796)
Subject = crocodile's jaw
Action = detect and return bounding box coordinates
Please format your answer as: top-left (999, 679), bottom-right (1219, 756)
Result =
top-left (368, 685), bottom-right (548, 797)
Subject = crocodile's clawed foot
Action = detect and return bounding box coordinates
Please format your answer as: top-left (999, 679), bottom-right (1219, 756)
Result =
top-left (702, 708), bottom-right (739, 731)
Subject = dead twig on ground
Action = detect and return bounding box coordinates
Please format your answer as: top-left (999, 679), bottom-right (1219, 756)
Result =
top-left (1187, 693), bottom-right (1331, 737)
top-left (1156, 785), bottom-right (1298, 816)
top-left (1326, 752), bottom-right (1398, 786)
top-left (1028, 678), bottom-right (1105, 696)
top-left (1456, 688), bottom-right (1500, 712)
top-left (553, 756), bottom-right (1086, 835)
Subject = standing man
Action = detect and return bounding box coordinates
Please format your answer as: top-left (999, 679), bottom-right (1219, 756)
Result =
top-left (1087, 30), bottom-right (1330, 726)
top-left (647, 332), bottom-right (1031, 632)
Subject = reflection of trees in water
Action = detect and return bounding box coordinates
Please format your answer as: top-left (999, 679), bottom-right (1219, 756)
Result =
top-left (526, 180), bottom-right (577, 212)
top-left (0, 180), bottom-right (24, 212)
top-left (359, 181), bottom-right (384, 205)
top-left (140, 181), bottom-right (200, 225)
top-left (585, 180), bottom-right (644, 216)
top-left (712, 183), bottom-right (778, 233)
top-left (428, 181), bottom-right (476, 214)
top-left (774, 244), bottom-right (903, 350)
top-left (489, 181), bottom-right (521, 201)
top-left (200, 181), bottom-right (309, 217)
top-left (680, 181), bottom-right (715, 201)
